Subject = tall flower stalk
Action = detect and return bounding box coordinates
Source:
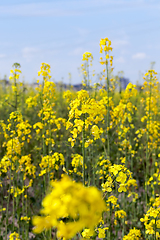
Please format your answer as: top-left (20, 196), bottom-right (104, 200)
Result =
top-left (99, 38), bottom-right (113, 160)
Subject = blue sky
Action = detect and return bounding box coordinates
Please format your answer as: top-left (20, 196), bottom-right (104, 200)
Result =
top-left (0, 0), bottom-right (160, 85)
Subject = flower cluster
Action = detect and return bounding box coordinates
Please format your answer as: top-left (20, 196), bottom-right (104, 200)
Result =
top-left (32, 175), bottom-right (106, 239)
top-left (99, 38), bottom-right (113, 66)
top-left (9, 232), bottom-right (21, 240)
top-left (123, 228), bottom-right (141, 240)
top-left (39, 152), bottom-right (64, 177)
top-left (66, 90), bottom-right (106, 147)
top-left (140, 197), bottom-right (160, 237)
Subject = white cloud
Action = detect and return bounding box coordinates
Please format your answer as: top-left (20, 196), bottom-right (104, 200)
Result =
top-left (22, 47), bottom-right (38, 62)
top-left (71, 47), bottom-right (84, 56)
top-left (115, 56), bottom-right (125, 63)
top-left (132, 52), bottom-right (146, 59)
top-left (0, 2), bottom-right (81, 17)
top-left (0, 0), bottom-right (159, 18)
top-left (0, 54), bottom-right (6, 58)
top-left (112, 39), bottom-right (129, 49)
top-left (77, 28), bottom-right (90, 38)
top-left (93, 0), bottom-right (160, 8)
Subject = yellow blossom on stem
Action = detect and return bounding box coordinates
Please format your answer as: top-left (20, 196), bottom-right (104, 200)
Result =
top-left (32, 175), bottom-right (106, 239)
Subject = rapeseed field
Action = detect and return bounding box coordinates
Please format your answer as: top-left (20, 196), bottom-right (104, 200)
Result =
top-left (0, 38), bottom-right (160, 240)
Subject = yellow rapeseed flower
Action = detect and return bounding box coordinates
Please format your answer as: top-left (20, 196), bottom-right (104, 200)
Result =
top-left (32, 175), bottom-right (106, 239)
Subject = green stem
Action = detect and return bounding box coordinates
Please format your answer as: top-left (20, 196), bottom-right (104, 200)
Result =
top-left (22, 178), bottom-right (25, 239)
top-left (155, 218), bottom-right (157, 240)
top-left (14, 73), bottom-right (18, 111)
top-left (106, 61), bottom-right (110, 160)
top-left (82, 114), bottom-right (86, 185)
top-left (145, 79), bottom-right (152, 207)
top-left (25, 195), bottom-right (29, 240)
top-left (5, 164), bottom-right (12, 240)
top-left (109, 202), bottom-right (112, 240)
